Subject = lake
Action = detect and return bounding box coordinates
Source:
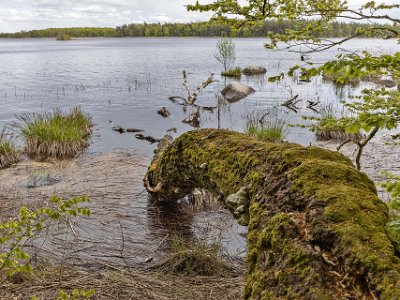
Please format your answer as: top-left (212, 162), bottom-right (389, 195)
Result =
top-left (1, 37), bottom-right (398, 156)
top-left (0, 37), bottom-right (399, 266)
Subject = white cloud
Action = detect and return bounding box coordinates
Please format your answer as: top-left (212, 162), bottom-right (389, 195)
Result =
top-left (0, 0), bottom-right (398, 33)
top-left (0, 0), bottom-right (210, 33)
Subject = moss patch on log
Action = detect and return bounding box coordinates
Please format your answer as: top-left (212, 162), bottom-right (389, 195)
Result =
top-left (144, 129), bottom-right (400, 299)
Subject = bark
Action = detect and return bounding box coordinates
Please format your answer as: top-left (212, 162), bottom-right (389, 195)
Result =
top-left (144, 129), bottom-right (400, 300)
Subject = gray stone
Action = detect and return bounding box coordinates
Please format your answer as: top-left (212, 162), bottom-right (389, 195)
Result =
top-left (242, 65), bottom-right (267, 75)
top-left (221, 82), bottom-right (255, 103)
top-left (27, 174), bottom-right (61, 188)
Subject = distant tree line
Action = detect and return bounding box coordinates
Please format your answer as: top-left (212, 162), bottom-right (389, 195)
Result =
top-left (0, 21), bottom-right (380, 38)
top-left (0, 27), bottom-right (116, 38)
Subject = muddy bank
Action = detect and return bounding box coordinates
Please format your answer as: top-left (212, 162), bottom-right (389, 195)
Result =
top-left (0, 149), bottom-right (246, 270)
top-left (2, 264), bottom-right (243, 300)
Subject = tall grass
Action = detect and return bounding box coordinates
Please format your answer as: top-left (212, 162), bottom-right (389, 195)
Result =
top-left (0, 133), bottom-right (20, 168)
top-left (19, 107), bottom-right (93, 160)
top-left (246, 112), bottom-right (288, 143)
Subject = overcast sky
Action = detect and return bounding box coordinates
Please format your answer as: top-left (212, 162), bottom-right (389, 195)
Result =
top-left (0, 0), bottom-right (398, 33)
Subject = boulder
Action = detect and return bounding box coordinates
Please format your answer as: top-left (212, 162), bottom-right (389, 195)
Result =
top-left (221, 82), bottom-right (255, 103)
top-left (242, 65), bottom-right (267, 75)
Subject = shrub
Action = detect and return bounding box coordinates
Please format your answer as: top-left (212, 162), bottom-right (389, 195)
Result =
top-left (19, 107), bottom-right (92, 160)
top-left (215, 37), bottom-right (236, 73)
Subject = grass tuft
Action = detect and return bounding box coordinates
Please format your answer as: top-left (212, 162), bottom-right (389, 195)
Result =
top-left (246, 112), bottom-right (288, 143)
top-left (18, 107), bottom-right (93, 160)
top-left (153, 235), bottom-right (232, 276)
top-left (0, 133), bottom-right (20, 168)
top-left (221, 67), bottom-right (242, 78)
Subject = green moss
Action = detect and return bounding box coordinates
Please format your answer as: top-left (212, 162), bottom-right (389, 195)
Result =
top-left (145, 129), bottom-right (400, 299)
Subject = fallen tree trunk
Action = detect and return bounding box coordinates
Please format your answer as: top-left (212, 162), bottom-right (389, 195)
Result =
top-left (144, 129), bottom-right (400, 300)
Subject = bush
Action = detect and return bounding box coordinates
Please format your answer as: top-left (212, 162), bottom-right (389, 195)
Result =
top-left (19, 107), bottom-right (92, 160)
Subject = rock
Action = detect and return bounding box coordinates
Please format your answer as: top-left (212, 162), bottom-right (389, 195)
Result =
top-left (109, 120), bottom-right (125, 133)
top-left (135, 134), bottom-right (159, 144)
top-left (221, 82), bottom-right (255, 103)
top-left (157, 107), bottom-right (171, 118)
top-left (126, 128), bottom-right (144, 133)
top-left (242, 65), bottom-right (267, 75)
top-left (166, 127), bottom-right (177, 133)
top-left (27, 174), bottom-right (61, 188)
top-left (225, 186), bottom-right (250, 226)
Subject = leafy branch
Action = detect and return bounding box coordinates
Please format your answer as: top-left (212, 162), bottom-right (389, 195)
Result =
top-left (0, 196), bottom-right (91, 278)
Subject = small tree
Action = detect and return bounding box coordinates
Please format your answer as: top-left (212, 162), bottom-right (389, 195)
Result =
top-left (215, 37), bottom-right (236, 73)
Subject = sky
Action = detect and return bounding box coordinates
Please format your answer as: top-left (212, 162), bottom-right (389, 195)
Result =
top-left (0, 0), bottom-right (398, 33)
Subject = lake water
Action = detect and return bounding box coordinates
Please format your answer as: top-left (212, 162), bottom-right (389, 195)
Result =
top-left (1, 37), bottom-right (398, 156)
top-left (0, 37), bottom-right (399, 267)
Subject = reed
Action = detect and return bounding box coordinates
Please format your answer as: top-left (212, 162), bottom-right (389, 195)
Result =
top-left (19, 107), bottom-right (92, 160)
top-left (246, 112), bottom-right (288, 143)
top-left (0, 133), bottom-right (20, 168)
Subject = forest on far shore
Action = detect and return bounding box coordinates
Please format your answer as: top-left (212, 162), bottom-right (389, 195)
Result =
top-left (0, 20), bottom-right (384, 38)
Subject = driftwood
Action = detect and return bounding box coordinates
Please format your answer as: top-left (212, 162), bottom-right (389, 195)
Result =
top-left (157, 107), bottom-right (171, 118)
top-left (282, 94), bottom-right (301, 113)
top-left (182, 71), bottom-right (215, 105)
top-left (144, 129), bottom-right (400, 300)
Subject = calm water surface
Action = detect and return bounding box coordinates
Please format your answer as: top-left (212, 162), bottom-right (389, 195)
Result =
top-left (0, 37), bottom-right (399, 264)
top-left (1, 37), bottom-right (398, 155)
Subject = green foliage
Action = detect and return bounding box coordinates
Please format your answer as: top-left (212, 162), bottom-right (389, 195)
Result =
top-left (56, 289), bottom-right (95, 300)
top-left (31, 289), bottom-right (95, 300)
top-left (56, 33), bottom-right (72, 41)
top-left (221, 67), bottom-right (241, 77)
top-left (0, 21), bottom-right (390, 39)
top-left (189, 1), bottom-right (399, 169)
top-left (380, 172), bottom-right (400, 253)
top-left (0, 27), bottom-right (116, 38)
top-left (215, 37), bottom-right (236, 73)
top-left (19, 107), bottom-right (93, 159)
top-left (381, 172), bottom-right (400, 211)
top-left (303, 105), bottom-right (364, 142)
top-left (0, 196), bottom-right (90, 278)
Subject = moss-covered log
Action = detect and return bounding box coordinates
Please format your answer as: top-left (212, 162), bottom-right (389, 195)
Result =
top-left (144, 129), bottom-right (400, 299)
